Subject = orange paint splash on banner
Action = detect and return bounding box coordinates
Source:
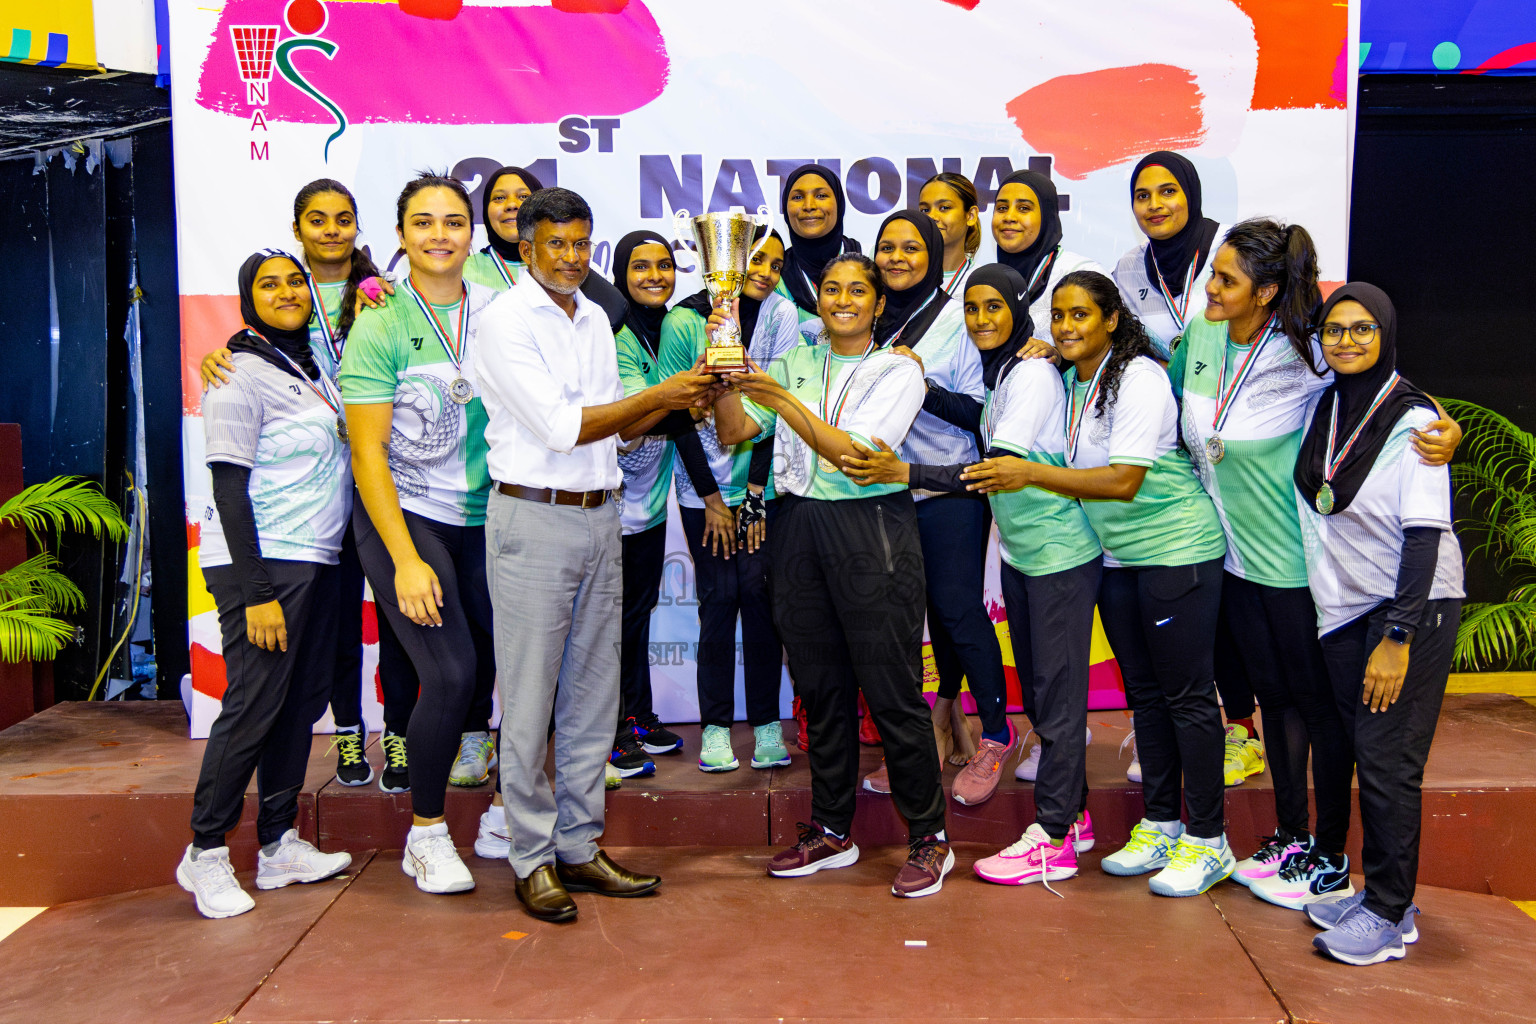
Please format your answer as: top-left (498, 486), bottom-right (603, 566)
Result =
top-left (1228, 0), bottom-right (1347, 110)
top-left (180, 294), bottom-right (242, 416)
top-left (1006, 64), bottom-right (1206, 181)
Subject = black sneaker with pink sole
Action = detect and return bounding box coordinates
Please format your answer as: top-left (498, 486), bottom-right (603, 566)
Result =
top-left (892, 835), bottom-right (954, 897)
top-left (767, 822), bottom-right (860, 877)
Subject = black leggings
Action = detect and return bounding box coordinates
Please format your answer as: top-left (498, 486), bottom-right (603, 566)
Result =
top-left (352, 501), bottom-right (495, 820)
top-left (1221, 574), bottom-right (1351, 853)
top-left (919, 494), bottom-right (1007, 736)
top-left (1097, 557), bottom-right (1226, 838)
top-left (618, 521), bottom-right (667, 729)
top-left (328, 521), bottom-right (422, 737)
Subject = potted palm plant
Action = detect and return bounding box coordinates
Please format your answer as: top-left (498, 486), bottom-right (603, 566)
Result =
top-left (1438, 398), bottom-right (1536, 670)
top-left (0, 476), bottom-right (128, 663)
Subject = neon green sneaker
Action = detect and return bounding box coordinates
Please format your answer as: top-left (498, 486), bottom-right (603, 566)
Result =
top-left (1223, 724), bottom-right (1264, 786)
top-left (1149, 834), bottom-right (1236, 896)
top-left (1101, 819), bottom-right (1181, 876)
top-left (698, 724), bottom-right (740, 773)
top-left (751, 722), bottom-right (791, 768)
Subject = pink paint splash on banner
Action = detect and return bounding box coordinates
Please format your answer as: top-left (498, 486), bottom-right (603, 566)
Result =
top-left (196, 0), bottom-right (668, 125)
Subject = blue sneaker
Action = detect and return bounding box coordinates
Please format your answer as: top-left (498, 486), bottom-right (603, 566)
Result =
top-left (1307, 891), bottom-right (1420, 943)
top-left (1148, 834), bottom-right (1236, 897)
top-left (1250, 850), bottom-right (1353, 909)
top-left (1312, 903), bottom-right (1406, 965)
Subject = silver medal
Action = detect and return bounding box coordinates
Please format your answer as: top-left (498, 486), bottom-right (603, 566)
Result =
top-left (448, 377), bottom-right (475, 405)
top-left (1205, 435), bottom-right (1225, 465)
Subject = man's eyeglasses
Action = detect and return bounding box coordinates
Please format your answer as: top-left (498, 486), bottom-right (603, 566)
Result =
top-left (1319, 322), bottom-right (1379, 346)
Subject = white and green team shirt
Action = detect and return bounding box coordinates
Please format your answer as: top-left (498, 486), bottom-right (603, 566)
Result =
top-left (1067, 355), bottom-right (1226, 568)
top-left (1297, 403), bottom-right (1465, 636)
top-left (659, 291), bottom-right (801, 508)
top-left (338, 281), bottom-right (496, 526)
top-left (463, 250), bottom-right (521, 293)
top-left (1112, 225), bottom-right (1226, 361)
top-left (200, 351), bottom-right (351, 568)
top-left (1028, 248), bottom-right (1103, 348)
top-left (308, 279), bottom-right (347, 379)
top-left (744, 344), bottom-right (925, 501)
top-left (1171, 315), bottom-right (1332, 587)
top-left (984, 359), bottom-right (1101, 576)
top-left (615, 324), bottom-right (672, 535)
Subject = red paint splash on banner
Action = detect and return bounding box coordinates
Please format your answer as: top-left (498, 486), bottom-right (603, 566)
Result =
top-left (197, 0), bottom-right (668, 126)
top-left (181, 295), bottom-right (241, 416)
top-left (191, 643), bottom-right (228, 700)
top-left (1228, 0), bottom-right (1347, 110)
top-left (397, 0), bottom-right (463, 19)
top-left (1006, 64), bottom-right (1206, 180)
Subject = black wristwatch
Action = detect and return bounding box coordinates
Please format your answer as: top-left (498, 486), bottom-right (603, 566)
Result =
top-left (1383, 624), bottom-right (1415, 646)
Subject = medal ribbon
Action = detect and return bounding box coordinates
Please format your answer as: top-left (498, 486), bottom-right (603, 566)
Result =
top-left (884, 290), bottom-right (943, 348)
top-left (1322, 371), bottom-right (1401, 483)
top-left (1023, 245), bottom-right (1059, 303)
top-left (306, 278), bottom-right (342, 365)
top-left (402, 275), bottom-right (469, 374)
top-left (820, 338), bottom-right (876, 427)
top-left (1064, 356), bottom-right (1110, 462)
top-left (247, 327), bottom-right (345, 418)
top-left (490, 253), bottom-right (517, 289)
top-left (1211, 315), bottom-right (1277, 434)
top-left (941, 254), bottom-right (974, 297)
top-left (1150, 246), bottom-right (1203, 332)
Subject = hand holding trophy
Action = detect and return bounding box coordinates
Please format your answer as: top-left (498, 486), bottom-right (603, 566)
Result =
top-left (674, 205), bottom-right (774, 374)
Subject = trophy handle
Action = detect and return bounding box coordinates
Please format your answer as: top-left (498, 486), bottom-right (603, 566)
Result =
top-left (748, 204), bottom-right (774, 264)
top-left (672, 208), bottom-right (694, 253)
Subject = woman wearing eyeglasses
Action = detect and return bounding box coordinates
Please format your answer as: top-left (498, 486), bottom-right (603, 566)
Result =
top-left (1292, 283), bottom-right (1464, 967)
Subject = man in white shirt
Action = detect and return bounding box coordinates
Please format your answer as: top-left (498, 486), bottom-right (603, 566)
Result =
top-left (474, 188), bottom-right (716, 922)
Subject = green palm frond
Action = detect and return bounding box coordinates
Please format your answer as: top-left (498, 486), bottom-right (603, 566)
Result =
top-left (0, 594), bottom-right (75, 663)
top-left (0, 476), bottom-right (128, 546)
top-left (1452, 600), bottom-right (1536, 671)
top-left (0, 553), bottom-right (86, 613)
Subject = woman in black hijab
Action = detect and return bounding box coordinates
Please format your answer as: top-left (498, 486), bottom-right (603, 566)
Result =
top-left (991, 169), bottom-right (1104, 353)
top-left (181, 249), bottom-right (354, 920)
top-left (778, 163), bottom-right (862, 338)
top-left (1111, 151), bottom-right (1224, 361)
top-left (465, 165), bottom-right (543, 290)
top-left (1294, 283), bottom-right (1465, 967)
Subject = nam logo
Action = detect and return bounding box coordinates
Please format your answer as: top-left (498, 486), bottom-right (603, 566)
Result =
top-left (230, 0), bottom-right (347, 162)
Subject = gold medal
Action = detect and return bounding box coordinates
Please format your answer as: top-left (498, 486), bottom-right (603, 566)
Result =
top-left (818, 456), bottom-right (836, 474)
top-left (1315, 483), bottom-right (1334, 515)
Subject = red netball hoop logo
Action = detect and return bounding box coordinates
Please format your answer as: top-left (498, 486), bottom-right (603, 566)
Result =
top-left (229, 0), bottom-right (347, 162)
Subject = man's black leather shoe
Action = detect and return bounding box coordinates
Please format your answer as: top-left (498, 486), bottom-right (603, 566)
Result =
top-left (515, 864), bottom-right (578, 922)
top-left (556, 849), bottom-right (660, 897)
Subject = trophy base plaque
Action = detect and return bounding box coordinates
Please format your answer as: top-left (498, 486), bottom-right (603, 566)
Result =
top-left (703, 344), bottom-right (750, 374)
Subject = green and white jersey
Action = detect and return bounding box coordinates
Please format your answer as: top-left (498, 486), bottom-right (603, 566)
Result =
top-left (463, 250), bottom-right (521, 293)
top-left (984, 360), bottom-right (1101, 576)
top-left (659, 291), bottom-right (801, 508)
top-left (1298, 403), bottom-right (1465, 636)
top-left (773, 275), bottom-right (830, 346)
top-left (1112, 226), bottom-right (1226, 361)
top-left (338, 281), bottom-right (496, 526)
top-left (1172, 315), bottom-right (1332, 587)
top-left (1067, 355), bottom-right (1226, 568)
top-left (614, 324), bottom-right (672, 535)
top-left (308, 279), bottom-right (347, 379)
top-left (744, 344), bottom-right (925, 501)
top-left (199, 351), bottom-right (351, 568)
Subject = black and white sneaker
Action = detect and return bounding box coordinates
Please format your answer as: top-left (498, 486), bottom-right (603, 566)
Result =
top-left (379, 731), bottom-right (410, 793)
top-left (1251, 849), bottom-right (1354, 909)
top-left (331, 727), bottom-right (373, 787)
top-left (633, 713), bottom-right (683, 755)
top-left (610, 732), bottom-right (656, 778)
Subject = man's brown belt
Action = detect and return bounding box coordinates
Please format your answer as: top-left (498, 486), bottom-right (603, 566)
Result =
top-left (497, 483), bottom-right (610, 508)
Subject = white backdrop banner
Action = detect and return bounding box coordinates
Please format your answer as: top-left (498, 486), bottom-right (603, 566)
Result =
top-left (170, 0), bottom-right (1350, 736)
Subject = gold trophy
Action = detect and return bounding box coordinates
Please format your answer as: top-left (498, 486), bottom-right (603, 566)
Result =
top-left (674, 205), bottom-right (773, 373)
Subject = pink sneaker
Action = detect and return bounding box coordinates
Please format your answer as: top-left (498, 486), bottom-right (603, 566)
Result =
top-left (974, 823), bottom-right (1078, 889)
top-left (1068, 810), bottom-right (1095, 853)
top-left (952, 720), bottom-right (1018, 806)
top-left (1233, 830), bottom-right (1310, 888)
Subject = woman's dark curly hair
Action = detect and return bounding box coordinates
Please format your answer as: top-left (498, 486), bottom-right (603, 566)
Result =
top-left (1052, 269), bottom-right (1158, 415)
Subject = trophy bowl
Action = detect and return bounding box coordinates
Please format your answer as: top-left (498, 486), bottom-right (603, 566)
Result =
top-left (674, 205), bottom-right (773, 374)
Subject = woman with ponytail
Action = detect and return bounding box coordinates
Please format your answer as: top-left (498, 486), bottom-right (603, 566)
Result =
top-left (1173, 219), bottom-right (1461, 908)
top-left (962, 270), bottom-right (1234, 898)
top-left (199, 180), bottom-right (417, 795)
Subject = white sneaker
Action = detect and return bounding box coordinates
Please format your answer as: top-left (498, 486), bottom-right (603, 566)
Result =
top-left (1101, 819), bottom-right (1181, 876)
top-left (1148, 834), bottom-right (1237, 897)
top-left (402, 823), bottom-right (475, 894)
top-left (1120, 730), bottom-right (1142, 783)
top-left (1014, 743), bottom-right (1041, 782)
top-left (177, 845), bottom-right (256, 919)
top-left (473, 808), bottom-right (511, 860)
top-left (448, 731), bottom-right (497, 787)
top-left (256, 829), bottom-right (352, 890)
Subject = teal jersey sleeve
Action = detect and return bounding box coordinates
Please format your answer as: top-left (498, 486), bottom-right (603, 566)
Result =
top-left (615, 325), bottom-right (660, 397)
top-left (658, 306), bottom-right (705, 379)
top-left (337, 305), bottom-right (403, 403)
top-left (462, 251), bottom-right (516, 293)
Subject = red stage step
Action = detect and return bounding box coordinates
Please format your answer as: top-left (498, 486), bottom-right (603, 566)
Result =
top-left (2, 695), bottom-right (1534, 906)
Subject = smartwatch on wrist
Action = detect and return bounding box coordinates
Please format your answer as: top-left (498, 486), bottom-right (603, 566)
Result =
top-left (1383, 624), bottom-right (1415, 646)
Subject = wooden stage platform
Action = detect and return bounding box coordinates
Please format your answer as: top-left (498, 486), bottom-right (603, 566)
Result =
top-left (2, 698), bottom-right (1536, 1023)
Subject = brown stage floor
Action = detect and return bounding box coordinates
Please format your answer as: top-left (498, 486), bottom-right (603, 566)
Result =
top-left (3, 694), bottom-right (1535, 905)
top-left (4, 845), bottom-right (1536, 1024)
